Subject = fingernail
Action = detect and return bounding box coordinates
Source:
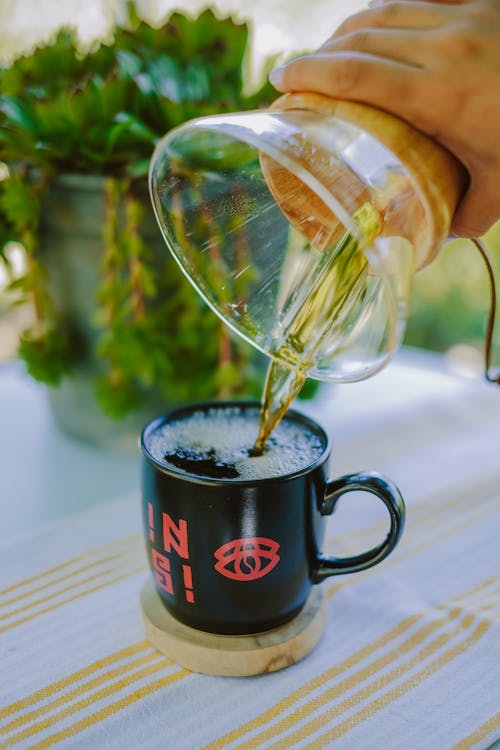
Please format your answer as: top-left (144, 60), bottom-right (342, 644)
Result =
top-left (269, 66), bottom-right (286, 88)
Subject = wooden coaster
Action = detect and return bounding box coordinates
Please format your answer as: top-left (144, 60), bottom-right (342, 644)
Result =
top-left (140, 580), bottom-right (326, 677)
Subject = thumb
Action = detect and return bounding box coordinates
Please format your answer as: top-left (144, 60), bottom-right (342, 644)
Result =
top-left (450, 175), bottom-right (500, 238)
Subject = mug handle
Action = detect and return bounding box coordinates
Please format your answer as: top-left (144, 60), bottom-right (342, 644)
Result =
top-left (313, 471), bottom-right (406, 582)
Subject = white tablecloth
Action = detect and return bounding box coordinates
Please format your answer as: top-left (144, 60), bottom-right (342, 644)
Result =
top-left (1, 354), bottom-right (499, 749)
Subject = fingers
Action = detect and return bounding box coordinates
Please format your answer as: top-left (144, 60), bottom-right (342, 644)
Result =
top-left (270, 52), bottom-right (425, 120)
top-left (332, 0), bottom-right (456, 39)
top-left (274, 1), bottom-right (465, 90)
top-left (319, 28), bottom-right (434, 68)
top-left (368, 0), bottom-right (473, 6)
top-left (451, 173), bottom-right (500, 237)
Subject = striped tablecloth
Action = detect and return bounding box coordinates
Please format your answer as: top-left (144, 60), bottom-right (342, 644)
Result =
top-left (1, 371), bottom-right (499, 749)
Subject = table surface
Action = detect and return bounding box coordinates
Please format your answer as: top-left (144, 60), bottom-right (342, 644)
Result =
top-left (0, 348), bottom-right (477, 541)
top-left (0, 360), bottom-right (138, 541)
top-left (1, 350), bottom-right (499, 750)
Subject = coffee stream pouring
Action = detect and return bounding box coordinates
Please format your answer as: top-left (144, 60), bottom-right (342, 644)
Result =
top-left (149, 92), bottom-right (468, 446)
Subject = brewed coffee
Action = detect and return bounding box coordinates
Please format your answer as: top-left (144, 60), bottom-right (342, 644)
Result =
top-left (146, 405), bottom-right (325, 481)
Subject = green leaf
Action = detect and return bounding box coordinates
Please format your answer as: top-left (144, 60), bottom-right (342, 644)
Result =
top-left (117, 49), bottom-right (150, 81)
top-left (0, 7), bottom-right (273, 418)
top-left (0, 176), bottom-right (39, 232)
top-left (126, 158), bottom-right (150, 177)
top-left (0, 95), bottom-right (37, 131)
top-left (112, 112), bottom-right (158, 143)
top-left (18, 323), bottom-right (81, 385)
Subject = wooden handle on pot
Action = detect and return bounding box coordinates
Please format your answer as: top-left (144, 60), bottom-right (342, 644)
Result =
top-left (262, 92), bottom-right (468, 268)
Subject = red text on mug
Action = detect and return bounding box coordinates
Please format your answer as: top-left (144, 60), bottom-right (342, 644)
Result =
top-left (213, 537), bottom-right (280, 581)
top-left (148, 503), bottom-right (195, 603)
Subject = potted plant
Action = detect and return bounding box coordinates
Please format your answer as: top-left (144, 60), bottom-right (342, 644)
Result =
top-left (0, 6), bottom-right (276, 449)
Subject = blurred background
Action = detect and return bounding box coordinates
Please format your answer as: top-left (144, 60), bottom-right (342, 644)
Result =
top-left (1, 0), bottom-right (499, 382)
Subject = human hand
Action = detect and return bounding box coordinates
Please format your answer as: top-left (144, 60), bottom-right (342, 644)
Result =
top-left (269, 0), bottom-right (500, 238)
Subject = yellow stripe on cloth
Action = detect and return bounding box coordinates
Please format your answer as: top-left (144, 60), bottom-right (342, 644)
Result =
top-left (258, 613), bottom-right (491, 750)
top-left (0, 534), bottom-right (141, 598)
top-left (0, 565), bottom-right (146, 635)
top-left (202, 581), bottom-right (499, 750)
top-left (1, 474), bottom-right (496, 748)
top-left (2, 658), bottom-right (174, 746)
top-left (0, 550), bottom-right (142, 622)
top-left (0, 651), bottom-right (162, 734)
top-left (0, 554), bottom-right (125, 610)
top-left (449, 711), bottom-right (500, 750)
top-left (327, 492), bottom-right (499, 602)
top-left (300, 619), bottom-right (493, 749)
top-left (24, 670), bottom-right (189, 750)
top-left (0, 641), bottom-right (151, 720)
top-left (326, 470), bottom-right (500, 558)
top-left (4, 482), bottom-right (494, 747)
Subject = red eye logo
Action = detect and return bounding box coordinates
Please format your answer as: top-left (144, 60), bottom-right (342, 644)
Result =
top-left (213, 537), bottom-right (280, 581)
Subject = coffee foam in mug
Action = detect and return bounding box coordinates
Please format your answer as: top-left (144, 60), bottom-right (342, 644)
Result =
top-left (147, 406), bottom-right (325, 481)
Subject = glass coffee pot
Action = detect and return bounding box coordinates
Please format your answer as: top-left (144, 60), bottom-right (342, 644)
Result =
top-left (149, 92), bottom-right (467, 391)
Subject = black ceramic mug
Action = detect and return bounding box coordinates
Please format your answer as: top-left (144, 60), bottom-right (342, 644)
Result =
top-left (141, 402), bottom-right (405, 635)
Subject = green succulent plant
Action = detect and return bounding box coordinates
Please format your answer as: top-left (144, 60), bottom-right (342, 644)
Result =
top-left (0, 6), bottom-right (277, 417)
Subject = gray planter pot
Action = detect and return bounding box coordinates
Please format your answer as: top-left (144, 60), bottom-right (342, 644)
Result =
top-left (38, 175), bottom-right (181, 452)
